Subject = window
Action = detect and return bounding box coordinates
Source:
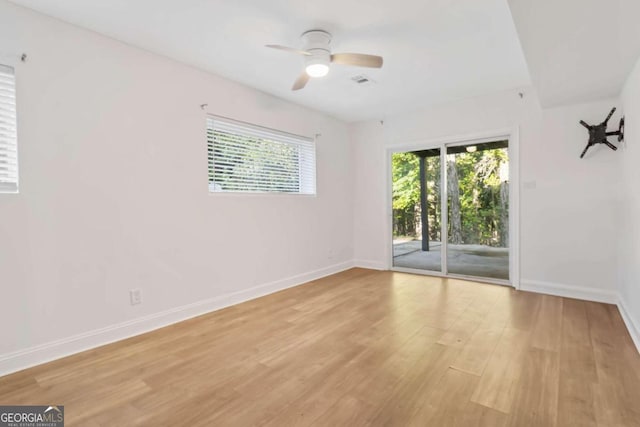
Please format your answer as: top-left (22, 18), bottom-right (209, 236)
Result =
top-left (207, 116), bottom-right (316, 194)
top-left (0, 64), bottom-right (18, 193)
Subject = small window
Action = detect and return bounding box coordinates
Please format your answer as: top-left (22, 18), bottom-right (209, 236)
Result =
top-left (207, 116), bottom-right (316, 194)
top-left (0, 64), bottom-right (18, 193)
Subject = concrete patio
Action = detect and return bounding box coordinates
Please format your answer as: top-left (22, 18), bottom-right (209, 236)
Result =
top-left (393, 240), bottom-right (509, 280)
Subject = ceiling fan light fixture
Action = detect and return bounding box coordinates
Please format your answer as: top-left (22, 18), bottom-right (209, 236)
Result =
top-left (305, 63), bottom-right (329, 78)
top-left (265, 29), bottom-right (383, 90)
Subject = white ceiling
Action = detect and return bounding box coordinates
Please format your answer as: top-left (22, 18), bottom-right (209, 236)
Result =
top-left (10, 0), bottom-right (531, 122)
top-left (508, 0), bottom-right (640, 108)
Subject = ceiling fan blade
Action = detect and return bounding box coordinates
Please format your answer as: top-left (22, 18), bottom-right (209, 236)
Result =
top-left (265, 44), bottom-right (311, 56)
top-left (331, 53), bottom-right (383, 68)
top-left (292, 72), bottom-right (310, 91)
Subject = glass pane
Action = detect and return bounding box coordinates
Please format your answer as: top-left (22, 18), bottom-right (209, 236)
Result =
top-left (392, 149), bottom-right (442, 272)
top-left (446, 141), bottom-right (509, 280)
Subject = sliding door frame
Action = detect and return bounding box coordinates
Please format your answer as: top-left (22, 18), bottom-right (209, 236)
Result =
top-left (385, 127), bottom-right (520, 289)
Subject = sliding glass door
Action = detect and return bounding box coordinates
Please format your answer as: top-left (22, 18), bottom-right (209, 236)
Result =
top-left (391, 139), bottom-right (511, 283)
top-left (391, 148), bottom-right (442, 273)
top-left (445, 141), bottom-right (509, 281)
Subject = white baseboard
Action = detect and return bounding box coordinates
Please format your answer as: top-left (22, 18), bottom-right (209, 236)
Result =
top-left (520, 279), bottom-right (618, 304)
top-left (0, 260), bottom-right (355, 377)
top-left (4, 265), bottom-right (636, 377)
top-left (353, 259), bottom-right (387, 270)
top-left (519, 279), bottom-right (639, 354)
top-left (617, 296), bottom-right (640, 354)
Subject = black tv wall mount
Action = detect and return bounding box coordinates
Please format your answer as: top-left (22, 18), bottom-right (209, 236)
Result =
top-left (579, 107), bottom-right (624, 159)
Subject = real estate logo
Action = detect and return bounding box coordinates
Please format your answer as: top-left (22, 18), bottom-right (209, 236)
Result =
top-left (0, 405), bottom-right (64, 427)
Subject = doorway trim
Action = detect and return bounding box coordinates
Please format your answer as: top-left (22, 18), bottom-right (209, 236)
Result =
top-left (385, 127), bottom-right (520, 289)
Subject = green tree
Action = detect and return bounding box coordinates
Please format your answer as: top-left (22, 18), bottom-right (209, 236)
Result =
top-left (392, 146), bottom-right (508, 247)
top-left (209, 130), bottom-right (302, 192)
top-left (392, 152), bottom-right (420, 236)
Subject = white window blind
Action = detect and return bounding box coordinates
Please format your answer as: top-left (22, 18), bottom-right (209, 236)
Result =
top-left (0, 64), bottom-right (18, 193)
top-left (207, 116), bottom-right (316, 194)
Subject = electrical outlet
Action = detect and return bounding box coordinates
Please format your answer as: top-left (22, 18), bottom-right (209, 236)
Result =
top-left (130, 289), bottom-right (142, 306)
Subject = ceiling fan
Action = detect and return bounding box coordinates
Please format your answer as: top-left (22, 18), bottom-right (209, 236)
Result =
top-left (266, 30), bottom-right (384, 91)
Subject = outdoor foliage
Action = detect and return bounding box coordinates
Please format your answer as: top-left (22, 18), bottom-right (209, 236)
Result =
top-left (208, 129), bottom-right (301, 192)
top-left (392, 147), bottom-right (509, 247)
top-left (391, 152), bottom-right (420, 236)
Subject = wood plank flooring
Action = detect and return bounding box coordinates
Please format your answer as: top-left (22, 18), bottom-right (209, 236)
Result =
top-left (1, 268), bottom-right (639, 426)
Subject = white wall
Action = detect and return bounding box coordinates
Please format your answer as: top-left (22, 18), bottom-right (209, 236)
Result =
top-left (1, 0), bottom-right (637, 376)
top-left (352, 87), bottom-right (622, 300)
top-left (618, 56), bottom-right (640, 348)
top-left (0, 1), bottom-right (353, 373)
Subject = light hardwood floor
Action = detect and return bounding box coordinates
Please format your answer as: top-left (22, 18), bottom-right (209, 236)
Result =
top-left (2, 268), bottom-right (640, 426)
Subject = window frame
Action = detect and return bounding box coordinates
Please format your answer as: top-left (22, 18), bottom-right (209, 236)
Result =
top-left (0, 61), bottom-right (19, 194)
top-left (206, 114), bottom-right (316, 196)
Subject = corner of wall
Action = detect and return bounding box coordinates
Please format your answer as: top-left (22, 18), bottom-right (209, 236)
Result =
top-left (617, 294), bottom-right (640, 353)
top-left (616, 53), bottom-right (640, 355)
